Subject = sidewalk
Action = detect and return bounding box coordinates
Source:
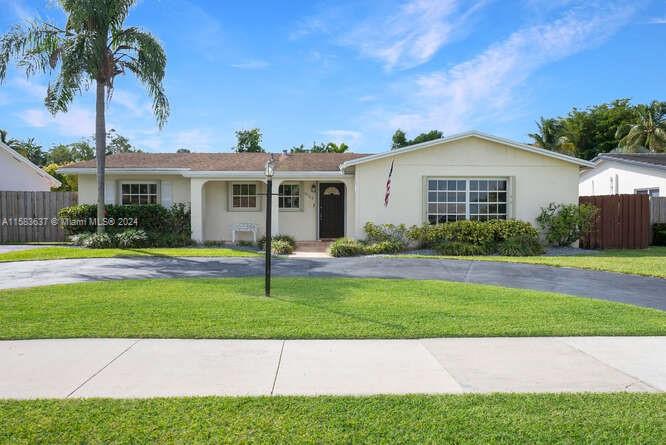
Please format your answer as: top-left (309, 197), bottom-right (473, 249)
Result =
top-left (1, 337), bottom-right (664, 399)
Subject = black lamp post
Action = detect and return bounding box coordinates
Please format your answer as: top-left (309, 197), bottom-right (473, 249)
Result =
top-left (264, 160), bottom-right (274, 297)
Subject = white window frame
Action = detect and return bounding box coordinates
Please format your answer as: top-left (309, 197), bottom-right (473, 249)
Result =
top-left (278, 182), bottom-right (302, 211)
top-left (635, 187), bottom-right (659, 197)
top-left (229, 182), bottom-right (261, 211)
top-left (119, 181), bottom-right (159, 205)
top-left (425, 177), bottom-right (509, 223)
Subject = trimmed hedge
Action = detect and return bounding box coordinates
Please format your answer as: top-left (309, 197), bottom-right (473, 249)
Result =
top-left (653, 224), bottom-right (666, 246)
top-left (258, 234), bottom-right (296, 251)
top-left (59, 203), bottom-right (191, 247)
top-left (329, 238), bottom-right (365, 257)
top-left (407, 219), bottom-right (539, 248)
top-left (271, 239), bottom-right (294, 255)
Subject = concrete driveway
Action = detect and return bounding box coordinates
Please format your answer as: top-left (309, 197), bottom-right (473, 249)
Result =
top-left (1, 256), bottom-right (665, 310)
top-left (1, 337), bottom-right (663, 399)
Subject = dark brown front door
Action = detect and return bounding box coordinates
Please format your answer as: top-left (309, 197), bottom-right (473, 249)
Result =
top-left (319, 183), bottom-right (345, 239)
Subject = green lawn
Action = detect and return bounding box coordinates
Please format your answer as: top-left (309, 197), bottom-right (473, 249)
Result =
top-left (0, 246), bottom-right (257, 262)
top-left (402, 246), bottom-right (666, 279)
top-left (1, 278), bottom-right (664, 339)
top-left (2, 394), bottom-right (664, 444)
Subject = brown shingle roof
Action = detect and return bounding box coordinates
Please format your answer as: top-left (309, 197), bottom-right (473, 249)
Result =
top-left (65, 152), bottom-right (370, 172)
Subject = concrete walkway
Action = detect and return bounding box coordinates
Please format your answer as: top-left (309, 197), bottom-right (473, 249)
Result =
top-left (1, 256), bottom-right (665, 310)
top-left (2, 337), bottom-right (664, 399)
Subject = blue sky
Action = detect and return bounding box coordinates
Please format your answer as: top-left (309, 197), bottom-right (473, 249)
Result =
top-left (1, 0), bottom-right (665, 154)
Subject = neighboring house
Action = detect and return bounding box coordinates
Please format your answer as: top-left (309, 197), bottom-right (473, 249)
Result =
top-left (0, 141), bottom-right (61, 191)
top-left (60, 131), bottom-right (593, 242)
top-left (579, 153), bottom-right (666, 197)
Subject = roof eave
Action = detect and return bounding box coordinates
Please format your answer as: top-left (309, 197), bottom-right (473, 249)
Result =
top-left (0, 141), bottom-right (61, 188)
top-left (339, 130), bottom-right (595, 169)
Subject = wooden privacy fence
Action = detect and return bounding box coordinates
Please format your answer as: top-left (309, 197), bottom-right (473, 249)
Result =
top-left (0, 191), bottom-right (78, 243)
top-left (651, 197), bottom-right (666, 224)
top-left (580, 194), bottom-right (650, 249)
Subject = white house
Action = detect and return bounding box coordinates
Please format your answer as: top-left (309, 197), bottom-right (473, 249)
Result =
top-left (0, 141), bottom-right (61, 191)
top-left (579, 153), bottom-right (666, 197)
top-left (60, 131), bottom-right (593, 242)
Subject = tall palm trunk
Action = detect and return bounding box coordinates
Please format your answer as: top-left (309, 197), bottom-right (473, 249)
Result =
top-left (95, 79), bottom-right (106, 233)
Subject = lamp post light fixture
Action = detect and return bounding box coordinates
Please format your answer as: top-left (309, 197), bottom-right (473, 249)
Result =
top-left (264, 160), bottom-right (274, 297)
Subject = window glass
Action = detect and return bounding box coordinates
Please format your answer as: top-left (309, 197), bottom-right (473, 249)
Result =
top-left (121, 183), bottom-right (158, 206)
top-left (426, 179), bottom-right (508, 223)
top-left (231, 183), bottom-right (258, 209)
top-left (278, 183), bottom-right (301, 209)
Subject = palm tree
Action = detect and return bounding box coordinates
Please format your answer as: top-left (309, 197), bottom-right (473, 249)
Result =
top-left (528, 118), bottom-right (562, 151)
top-left (0, 0), bottom-right (169, 232)
top-left (615, 101), bottom-right (666, 153)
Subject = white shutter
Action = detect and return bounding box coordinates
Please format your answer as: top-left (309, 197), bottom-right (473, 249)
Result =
top-left (104, 181), bottom-right (115, 205)
top-left (161, 181), bottom-right (173, 207)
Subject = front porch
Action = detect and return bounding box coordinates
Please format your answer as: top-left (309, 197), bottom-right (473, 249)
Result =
top-left (189, 176), bottom-right (355, 243)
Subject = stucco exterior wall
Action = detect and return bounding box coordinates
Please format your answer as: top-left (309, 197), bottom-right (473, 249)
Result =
top-left (202, 179), bottom-right (351, 241)
top-left (77, 174), bottom-right (190, 206)
top-left (352, 136), bottom-right (580, 237)
top-left (0, 148), bottom-right (54, 191)
top-left (579, 161), bottom-right (666, 196)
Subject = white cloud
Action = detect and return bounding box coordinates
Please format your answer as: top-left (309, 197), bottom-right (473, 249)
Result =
top-left (648, 17), bottom-right (666, 24)
top-left (172, 129), bottom-right (214, 151)
top-left (321, 130), bottom-right (362, 144)
top-left (376, 2), bottom-right (638, 134)
top-left (230, 60), bottom-right (270, 70)
top-left (339, 0), bottom-right (488, 70)
top-left (359, 95), bottom-right (376, 102)
top-left (289, 17), bottom-right (328, 40)
top-left (17, 106), bottom-right (95, 137)
top-left (11, 77), bottom-right (47, 99)
top-left (109, 90), bottom-right (153, 117)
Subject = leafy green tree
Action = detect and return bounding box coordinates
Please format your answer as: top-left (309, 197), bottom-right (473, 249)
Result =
top-left (391, 129), bottom-right (442, 149)
top-left (44, 162), bottom-right (77, 191)
top-left (10, 137), bottom-right (47, 166)
top-left (105, 129), bottom-right (141, 154)
top-left (391, 129), bottom-right (408, 149)
top-left (411, 130), bottom-right (443, 145)
top-left (176, 148), bottom-right (191, 153)
top-left (68, 140), bottom-right (95, 161)
top-left (1, 0), bottom-right (169, 232)
top-left (289, 141), bottom-right (349, 153)
top-left (528, 99), bottom-right (640, 159)
top-left (48, 144), bottom-right (76, 165)
top-left (234, 128), bottom-right (264, 152)
top-left (47, 140), bottom-right (95, 164)
top-left (616, 101), bottom-right (666, 153)
top-left (0, 129), bottom-right (8, 144)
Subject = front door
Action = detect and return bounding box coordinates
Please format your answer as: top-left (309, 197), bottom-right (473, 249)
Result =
top-left (319, 183), bottom-right (345, 239)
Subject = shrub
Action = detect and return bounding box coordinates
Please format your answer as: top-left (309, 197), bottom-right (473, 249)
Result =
top-left (653, 224), bottom-right (666, 246)
top-left (82, 233), bottom-right (115, 248)
top-left (203, 240), bottom-right (226, 247)
top-left (407, 219), bottom-right (539, 248)
top-left (497, 234), bottom-right (544, 256)
top-left (536, 203), bottom-right (598, 246)
top-left (115, 229), bottom-right (148, 248)
top-left (363, 222), bottom-right (409, 245)
top-left (147, 231), bottom-right (192, 248)
top-left (435, 241), bottom-right (490, 256)
top-left (69, 233), bottom-right (91, 246)
top-left (271, 239), bottom-right (294, 255)
top-left (329, 238), bottom-right (365, 257)
top-left (364, 240), bottom-right (405, 255)
top-left (237, 240), bottom-right (256, 247)
top-left (59, 203), bottom-right (191, 247)
top-left (258, 234), bottom-right (296, 251)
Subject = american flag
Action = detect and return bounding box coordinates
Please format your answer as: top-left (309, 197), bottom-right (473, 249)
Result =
top-left (384, 160), bottom-right (394, 207)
